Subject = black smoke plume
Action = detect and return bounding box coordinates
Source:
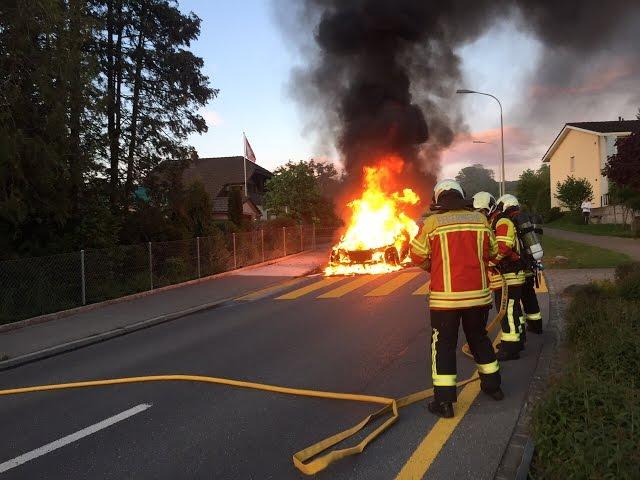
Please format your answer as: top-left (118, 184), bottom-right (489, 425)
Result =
top-left (275, 0), bottom-right (640, 200)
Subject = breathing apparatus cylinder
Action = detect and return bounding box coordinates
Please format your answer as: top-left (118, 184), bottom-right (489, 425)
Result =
top-left (514, 211), bottom-right (543, 261)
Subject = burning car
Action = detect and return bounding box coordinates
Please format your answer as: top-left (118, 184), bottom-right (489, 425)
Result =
top-left (328, 230), bottom-right (410, 268)
top-left (324, 158), bottom-right (420, 276)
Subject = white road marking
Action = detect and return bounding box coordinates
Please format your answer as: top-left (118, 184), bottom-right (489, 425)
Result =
top-left (0, 403), bottom-right (152, 473)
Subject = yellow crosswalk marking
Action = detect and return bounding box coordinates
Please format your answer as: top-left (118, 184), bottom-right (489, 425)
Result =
top-left (275, 277), bottom-right (343, 300)
top-left (365, 272), bottom-right (421, 297)
top-left (412, 279), bottom-right (430, 296)
top-left (317, 275), bottom-right (379, 298)
top-left (535, 273), bottom-right (548, 293)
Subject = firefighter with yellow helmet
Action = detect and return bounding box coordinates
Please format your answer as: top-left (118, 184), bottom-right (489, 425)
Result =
top-left (410, 180), bottom-right (503, 418)
top-left (490, 194), bottom-right (527, 361)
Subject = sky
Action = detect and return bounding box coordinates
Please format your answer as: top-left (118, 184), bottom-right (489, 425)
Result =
top-left (180, 0), bottom-right (639, 182)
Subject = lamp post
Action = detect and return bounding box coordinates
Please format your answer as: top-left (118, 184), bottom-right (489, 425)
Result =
top-left (456, 89), bottom-right (505, 197)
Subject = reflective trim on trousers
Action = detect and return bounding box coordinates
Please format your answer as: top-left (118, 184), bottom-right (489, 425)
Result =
top-left (502, 298), bottom-right (520, 342)
top-left (433, 374), bottom-right (458, 386)
top-left (526, 312), bottom-right (542, 321)
top-left (477, 361), bottom-right (499, 375)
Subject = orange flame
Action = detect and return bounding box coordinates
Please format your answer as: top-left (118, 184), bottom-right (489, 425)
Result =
top-left (325, 157), bottom-right (420, 276)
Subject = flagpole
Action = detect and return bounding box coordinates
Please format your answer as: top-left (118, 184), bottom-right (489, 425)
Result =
top-left (242, 132), bottom-right (248, 197)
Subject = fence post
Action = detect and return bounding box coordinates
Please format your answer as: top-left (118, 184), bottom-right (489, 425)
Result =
top-left (283, 227), bottom-right (287, 256)
top-left (232, 233), bottom-right (237, 269)
top-left (300, 224), bottom-right (303, 252)
top-left (196, 236), bottom-right (201, 278)
top-left (80, 249), bottom-right (86, 305)
top-left (261, 229), bottom-right (265, 263)
top-left (148, 242), bottom-right (153, 290)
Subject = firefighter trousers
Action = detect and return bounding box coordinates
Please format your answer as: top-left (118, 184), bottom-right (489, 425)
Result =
top-left (429, 307), bottom-right (501, 403)
top-left (521, 275), bottom-right (542, 327)
top-left (494, 285), bottom-right (522, 354)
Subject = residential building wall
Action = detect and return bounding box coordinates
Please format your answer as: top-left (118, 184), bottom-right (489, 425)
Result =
top-left (550, 129), bottom-right (603, 208)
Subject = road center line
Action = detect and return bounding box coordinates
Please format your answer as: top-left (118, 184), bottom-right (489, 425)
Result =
top-left (0, 403), bottom-right (152, 473)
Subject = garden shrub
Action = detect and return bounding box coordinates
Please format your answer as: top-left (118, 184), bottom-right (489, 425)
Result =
top-left (531, 282), bottom-right (640, 479)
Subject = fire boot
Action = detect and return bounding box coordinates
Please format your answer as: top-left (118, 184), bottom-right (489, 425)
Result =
top-left (482, 387), bottom-right (505, 401)
top-left (495, 343), bottom-right (520, 361)
top-left (428, 400), bottom-right (454, 418)
top-left (527, 321), bottom-right (543, 334)
top-left (519, 329), bottom-right (527, 351)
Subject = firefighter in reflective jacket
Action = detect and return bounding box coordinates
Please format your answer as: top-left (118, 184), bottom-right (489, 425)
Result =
top-left (490, 194), bottom-right (526, 361)
top-left (411, 180), bottom-right (503, 419)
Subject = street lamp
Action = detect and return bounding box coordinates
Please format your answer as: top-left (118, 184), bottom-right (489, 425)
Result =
top-left (456, 89), bottom-right (505, 197)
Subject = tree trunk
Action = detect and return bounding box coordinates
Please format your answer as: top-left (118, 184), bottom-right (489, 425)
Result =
top-left (124, 2), bottom-right (147, 207)
top-left (68, 0), bottom-right (83, 217)
top-left (106, 0), bottom-right (117, 208)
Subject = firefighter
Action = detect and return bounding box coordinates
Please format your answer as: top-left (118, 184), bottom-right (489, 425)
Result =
top-left (411, 180), bottom-right (503, 419)
top-left (490, 194), bottom-right (526, 360)
top-left (472, 191), bottom-right (497, 219)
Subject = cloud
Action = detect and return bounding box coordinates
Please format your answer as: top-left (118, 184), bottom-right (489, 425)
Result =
top-left (529, 56), bottom-right (640, 98)
top-left (440, 126), bottom-right (542, 180)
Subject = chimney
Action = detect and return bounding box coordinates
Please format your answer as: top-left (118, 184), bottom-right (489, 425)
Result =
top-left (618, 116), bottom-right (624, 121)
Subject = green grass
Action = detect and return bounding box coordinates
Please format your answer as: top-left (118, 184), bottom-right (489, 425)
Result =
top-left (542, 235), bottom-right (631, 269)
top-left (547, 215), bottom-right (638, 238)
top-left (530, 280), bottom-right (640, 479)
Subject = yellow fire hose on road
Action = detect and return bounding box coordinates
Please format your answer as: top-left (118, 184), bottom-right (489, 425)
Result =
top-left (0, 277), bottom-right (507, 476)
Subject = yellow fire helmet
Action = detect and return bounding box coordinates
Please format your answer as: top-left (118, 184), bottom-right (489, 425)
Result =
top-left (472, 191), bottom-right (496, 215)
top-left (432, 179), bottom-right (465, 204)
top-left (496, 194), bottom-right (520, 212)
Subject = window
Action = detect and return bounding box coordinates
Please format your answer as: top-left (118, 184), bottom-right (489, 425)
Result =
top-left (570, 156), bottom-right (575, 173)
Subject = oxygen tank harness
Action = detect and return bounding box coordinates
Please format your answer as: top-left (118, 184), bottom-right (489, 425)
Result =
top-left (493, 208), bottom-right (544, 287)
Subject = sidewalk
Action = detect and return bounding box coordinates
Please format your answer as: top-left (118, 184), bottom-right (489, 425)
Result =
top-left (0, 249), bottom-right (328, 366)
top-left (545, 227), bottom-right (640, 261)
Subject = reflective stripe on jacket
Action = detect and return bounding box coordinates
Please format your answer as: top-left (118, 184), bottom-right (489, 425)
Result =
top-left (410, 210), bottom-right (497, 310)
top-left (490, 217), bottom-right (525, 288)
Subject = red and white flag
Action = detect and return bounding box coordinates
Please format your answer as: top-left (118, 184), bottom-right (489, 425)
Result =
top-left (244, 133), bottom-right (257, 163)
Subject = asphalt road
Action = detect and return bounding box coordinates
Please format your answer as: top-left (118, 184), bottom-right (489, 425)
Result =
top-left (0, 268), bottom-right (547, 479)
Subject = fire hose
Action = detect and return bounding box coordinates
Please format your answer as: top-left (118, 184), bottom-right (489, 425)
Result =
top-left (0, 275), bottom-right (508, 476)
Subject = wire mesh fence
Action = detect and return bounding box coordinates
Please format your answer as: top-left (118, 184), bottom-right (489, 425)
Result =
top-left (0, 225), bottom-right (339, 325)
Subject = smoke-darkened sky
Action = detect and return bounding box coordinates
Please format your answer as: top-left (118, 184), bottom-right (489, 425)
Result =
top-left (181, 0), bottom-right (640, 181)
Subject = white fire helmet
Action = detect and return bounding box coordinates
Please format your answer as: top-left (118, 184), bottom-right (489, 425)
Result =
top-left (472, 191), bottom-right (496, 215)
top-left (496, 194), bottom-right (520, 212)
top-left (433, 179), bottom-right (465, 204)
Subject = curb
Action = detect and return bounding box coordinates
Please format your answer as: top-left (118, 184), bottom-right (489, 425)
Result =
top-left (0, 298), bottom-right (231, 372)
top-left (0, 262), bottom-right (323, 372)
top-left (494, 275), bottom-right (560, 480)
top-left (0, 249), bottom-right (315, 334)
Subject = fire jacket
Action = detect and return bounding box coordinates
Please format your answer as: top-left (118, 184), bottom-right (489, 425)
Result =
top-left (489, 215), bottom-right (526, 290)
top-left (410, 209), bottom-right (498, 310)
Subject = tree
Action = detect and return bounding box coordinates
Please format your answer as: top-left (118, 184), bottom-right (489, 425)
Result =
top-left (93, 0), bottom-right (218, 210)
top-left (555, 176), bottom-right (593, 212)
top-left (227, 188), bottom-right (244, 227)
top-left (265, 160), bottom-right (339, 223)
top-left (603, 129), bottom-right (640, 192)
top-left (517, 164), bottom-right (550, 214)
top-left (0, 1), bottom-right (217, 258)
top-left (455, 164), bottom-right (499, 197)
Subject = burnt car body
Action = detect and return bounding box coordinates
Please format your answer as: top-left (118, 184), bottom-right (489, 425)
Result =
top-left (328, 231), bottom-right (410, 267)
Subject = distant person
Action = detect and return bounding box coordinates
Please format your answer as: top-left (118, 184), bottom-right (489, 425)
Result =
top-left (581, 200), bottom-right (592, 224)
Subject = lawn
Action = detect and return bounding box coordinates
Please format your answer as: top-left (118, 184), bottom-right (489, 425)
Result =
top-left (546, 215), bottom-right (638, 238)
top-left (542, 235), bottom-right (631, 269)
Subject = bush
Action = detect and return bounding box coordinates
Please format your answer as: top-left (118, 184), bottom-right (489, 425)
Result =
top-left (532, 368), bottom-right (640, 479)
top-left (617, 270), bottom-right (640, 301)
top-left (543, 207), bottom-right (563, 223)
top-left (614, 262), bottom-right (640, 284)
top-left (531, 282), bottom-right (640, 479)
